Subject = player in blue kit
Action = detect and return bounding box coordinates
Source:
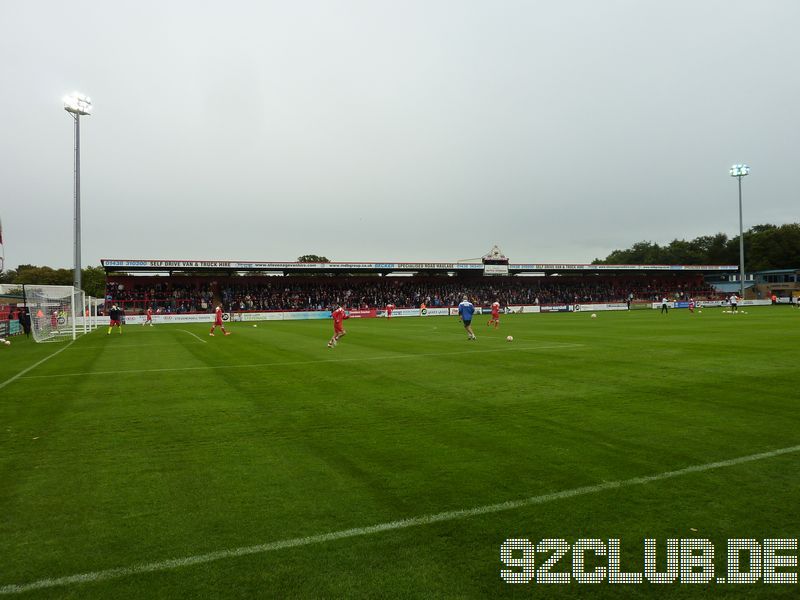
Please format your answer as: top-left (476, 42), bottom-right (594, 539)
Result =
top-left (458, 296), bottom-right (477, 340)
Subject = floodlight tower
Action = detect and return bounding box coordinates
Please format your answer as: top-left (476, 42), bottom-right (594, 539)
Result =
top-left (729, 164), bottom-right (750, 299)
top-left (63, 92), bottom-right (92, 291)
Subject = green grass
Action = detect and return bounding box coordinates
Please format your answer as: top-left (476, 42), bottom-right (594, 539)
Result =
top-left (1, 307), bottom-right (799, 598)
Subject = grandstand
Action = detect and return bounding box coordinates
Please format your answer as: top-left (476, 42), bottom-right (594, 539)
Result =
top-left (101, 256), bottom-right (736, 315)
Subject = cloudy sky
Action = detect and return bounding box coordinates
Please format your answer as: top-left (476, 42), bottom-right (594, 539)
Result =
top-left (1, 0), bottom-right (797, 269)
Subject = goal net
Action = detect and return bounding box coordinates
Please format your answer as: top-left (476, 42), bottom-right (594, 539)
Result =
top-left (22, 285), bottom-right (84, 343)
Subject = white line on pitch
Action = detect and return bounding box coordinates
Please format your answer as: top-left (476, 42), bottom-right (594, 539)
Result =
top-left (19, 343), bottom-right (585, 380)
top-left (66, 342), bottom-right (206, 351)
top-left (178, 329), bottom-right (208, 344)
top-left (0, 340), bottom-right (75, 391)
top-left (1, 443), bottom-right (798, 595)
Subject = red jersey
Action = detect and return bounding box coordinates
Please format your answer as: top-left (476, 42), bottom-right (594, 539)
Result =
top-left (386, 304), bottom-right (395, 314)
top-left (215, 308), bottom-right (223, 324)
top-left (332, 307), bottom-right (348, 328)
top-left (146, 308), bottom-right (153, 320)
top-left (491, 302), bottom-right (500, 316)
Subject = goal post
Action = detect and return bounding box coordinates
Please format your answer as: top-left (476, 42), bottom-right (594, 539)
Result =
top-left (21, 284), bottom-right (86, 343)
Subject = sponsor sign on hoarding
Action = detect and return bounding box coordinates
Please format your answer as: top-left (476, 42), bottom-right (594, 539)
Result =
top-left (233, 312), bottom-right (284, 322)
top-left (539, 305), bottom-right (573, 313)
top-left (122, 312), bottom-right (231, 324)
top-left (484, 264), bottom-right (509, 276)
top-left (347, 309), bottom-right (377, 318)
top-left (574, 303), bottom-right (629, 312)
top-left (283, 311), bottom-right (331, 320)
top-left (504, 305), bottom-right (541, 314)
top-left (382, 307), bottom-right (451, 318)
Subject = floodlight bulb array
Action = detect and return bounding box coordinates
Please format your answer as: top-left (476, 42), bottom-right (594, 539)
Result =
top-left (63, 92), bottom-right (92, 115)
top-left (729, 164), bottom-right (750, 177)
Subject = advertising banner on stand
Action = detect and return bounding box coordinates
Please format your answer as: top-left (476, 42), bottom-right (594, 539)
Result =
top-left (347, 309), bottom-right (378, 318)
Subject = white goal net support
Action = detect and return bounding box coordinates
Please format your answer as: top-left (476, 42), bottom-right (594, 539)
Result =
top-left (0, 284), bottom-right (102, 341)
top-left (16, 284), bottom-right (88, 343)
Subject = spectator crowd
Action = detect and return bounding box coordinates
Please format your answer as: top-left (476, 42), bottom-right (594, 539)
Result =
top-left (106, 275), bottom-right (720, 314)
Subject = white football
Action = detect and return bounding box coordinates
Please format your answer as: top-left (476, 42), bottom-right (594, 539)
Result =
top-left (506, 335), bottom-right (513, 342)
top-left (4, 340), bottom-right (10, 346)
top-left (591, 313), bottom-right (597, 319)
top-left (253, 324), bottom-right (258, 328)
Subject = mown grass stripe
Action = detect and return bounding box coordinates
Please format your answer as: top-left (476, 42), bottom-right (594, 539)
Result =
top-left (2, 443), bottom-right (798, 595)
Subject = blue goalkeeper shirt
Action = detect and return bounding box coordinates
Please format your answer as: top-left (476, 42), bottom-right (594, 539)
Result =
top-left (458, 301), bottom-right (475, 321)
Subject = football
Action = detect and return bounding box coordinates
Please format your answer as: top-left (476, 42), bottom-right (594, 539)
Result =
top-left (506, 335), bottom-right (513, 342)
top-left (253, 324), bottom-right (258, 328)
top-left (591, 313), bottom-right (597, 319)
top-left (4, 340), bottom-right (10, 346)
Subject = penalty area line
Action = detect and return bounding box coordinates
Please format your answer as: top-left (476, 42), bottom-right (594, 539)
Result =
top-left (178, 329), bottom-right (208, 344)
top-left (1, 443), bottom-right (799, 594)
top-left (0, 340), bottom-right (75, 391)
top-left (20, 343), bottom-right (585, 380)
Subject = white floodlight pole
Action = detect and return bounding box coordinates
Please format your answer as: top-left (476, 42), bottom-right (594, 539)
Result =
top-left (729, 164), bottom-right (750, 299)
top-left (70, 288), bottom-right (77, 340)
top-left (63, 93), bottom-right (92, 292)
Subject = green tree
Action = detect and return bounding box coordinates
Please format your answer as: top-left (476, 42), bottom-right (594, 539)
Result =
top-left (1, 264), bottom-right (107, 297)
top-left (596, 241), bottom-right (664, 265)
top-left (745, 223), bottom-right (800, 271)
top-left (12, 265), bottom-right (73, 286)
top-left (595, 223), bottom-right (800, 270)
top-left (81, 266), bottom-right (107, 298)
top-left (690, 233), bottom-right (730, 264)
top-left (297, 255), bottom-right (330, 263)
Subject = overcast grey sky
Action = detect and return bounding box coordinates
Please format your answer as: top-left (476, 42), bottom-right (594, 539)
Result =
top-left (1, 0), bottom-right (798, 269)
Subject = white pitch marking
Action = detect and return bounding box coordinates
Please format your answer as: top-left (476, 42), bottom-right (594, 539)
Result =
top-left (66, 342), bottom-right (206, 351)
top-left (1, 443), bottom-right (798, 595)
top-left (19, 344), bottom-right (585, 380)
top-left (0, 340), bottom-right (75, 391)
top-left (178, 329), bottom-right (208, 344)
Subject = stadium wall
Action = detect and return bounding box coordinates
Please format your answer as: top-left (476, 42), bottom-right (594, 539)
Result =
top-left (650, 299), bottom-right (773, 309)
top-left (103, 302), bottom-right (637, 325)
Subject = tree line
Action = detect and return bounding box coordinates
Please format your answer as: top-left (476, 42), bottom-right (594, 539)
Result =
top-left (0, 265), bottom-right (106, 298)
top-left (593, 223), bottom-right (800, 271)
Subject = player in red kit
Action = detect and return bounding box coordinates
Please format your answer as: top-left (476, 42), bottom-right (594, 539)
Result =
top-left (688, 298), bottom-right (695, 313)
top-left (143, 307), bottom-right (154, 326)
top-left (328, 305), bottom-right (349, 347)
top-left (386, 303), bottom-right (395, 319)
top-left (210, 306), bottom-right (231, 336)
top-left (487, 301), bottom-right (501, 328)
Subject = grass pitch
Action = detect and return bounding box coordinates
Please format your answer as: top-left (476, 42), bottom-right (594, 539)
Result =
top-left (1, 307), bottom-right (799, 598)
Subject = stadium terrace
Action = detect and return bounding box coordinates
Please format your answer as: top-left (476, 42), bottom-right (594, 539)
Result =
top-left (100, 258), bottom-right (737, 315)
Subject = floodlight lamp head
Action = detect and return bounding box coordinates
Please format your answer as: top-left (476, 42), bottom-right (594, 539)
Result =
top-left (729, 164), bottom-right (750, 177)
top-left (63, 92), bottom-right (92, 116)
